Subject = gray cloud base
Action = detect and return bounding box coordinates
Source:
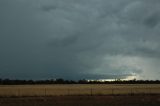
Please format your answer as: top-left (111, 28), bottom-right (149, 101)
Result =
top-left (0, 0), bottom-right (160, 80)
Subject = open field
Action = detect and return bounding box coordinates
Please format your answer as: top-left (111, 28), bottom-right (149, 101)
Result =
top-left (0, 84), bottom-right (160, 96)
top-left (0, 95), bottom-right (160, 106)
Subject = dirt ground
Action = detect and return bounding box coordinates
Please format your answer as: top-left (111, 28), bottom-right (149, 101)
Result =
top-left (0, 95), bottom-right (160, 106)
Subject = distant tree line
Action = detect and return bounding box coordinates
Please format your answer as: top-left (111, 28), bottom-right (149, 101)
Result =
top-left (0, 78), bottom-right (160, 85)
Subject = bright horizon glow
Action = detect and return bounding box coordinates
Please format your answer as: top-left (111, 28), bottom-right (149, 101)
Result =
top-left (87, 74), bottom-right (137, 82)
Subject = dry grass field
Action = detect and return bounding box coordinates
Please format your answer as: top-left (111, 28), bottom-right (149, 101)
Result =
top-left (0, 84), bottom-right (160, 97)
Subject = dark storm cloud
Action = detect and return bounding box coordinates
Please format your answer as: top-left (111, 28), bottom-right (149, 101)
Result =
top-left (144, 13), bottom-right (160, 28)
top-left (48, 35), bottom-right (79, 47)
top-left (41, 5), bottom-right (57, 12)
top-left (0, 0), bottom-right (160, 80)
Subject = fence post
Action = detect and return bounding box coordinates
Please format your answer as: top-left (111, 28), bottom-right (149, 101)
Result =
top-left (130, 88), bottom-right (134, 95)
top-left (149, 88), bottom-right (151, 94)
top-left (44, 88), bottom-right (46, 96)
top-left (18, 88), bottom-right (20, 97)
top-left (68, 89), bottom-right (70, 95)
top-left (112, 88), bottom-right (114, 95)
top-left (90, 88), bottom-right (93, 96)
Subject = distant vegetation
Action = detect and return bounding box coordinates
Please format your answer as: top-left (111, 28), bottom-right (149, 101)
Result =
top-left (0, 78), bottom-right (160, 85)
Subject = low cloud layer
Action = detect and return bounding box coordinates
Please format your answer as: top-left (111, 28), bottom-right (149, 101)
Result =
top-left (0, 0), bottom-right (160, 80)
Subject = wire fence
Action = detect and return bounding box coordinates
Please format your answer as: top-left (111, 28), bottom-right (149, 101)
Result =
top-left (0, 87), bottom-right (160, 97)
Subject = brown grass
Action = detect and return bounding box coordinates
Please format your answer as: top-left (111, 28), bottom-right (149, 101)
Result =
top-left (0, 84), bottom-right (160, 97)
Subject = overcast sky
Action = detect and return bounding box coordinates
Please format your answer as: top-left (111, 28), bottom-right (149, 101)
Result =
top-left (0, 0), bottom-right (160, 80)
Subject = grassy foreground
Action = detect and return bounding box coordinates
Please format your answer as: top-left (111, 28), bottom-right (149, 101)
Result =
top-left (0, 95), bottom-right (160, 106)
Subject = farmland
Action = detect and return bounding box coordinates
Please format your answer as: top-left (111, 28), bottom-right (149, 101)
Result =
top-left (0, 84), bottom-right (160, 97)
top-left (0, 84), bottom-right (160, 106)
